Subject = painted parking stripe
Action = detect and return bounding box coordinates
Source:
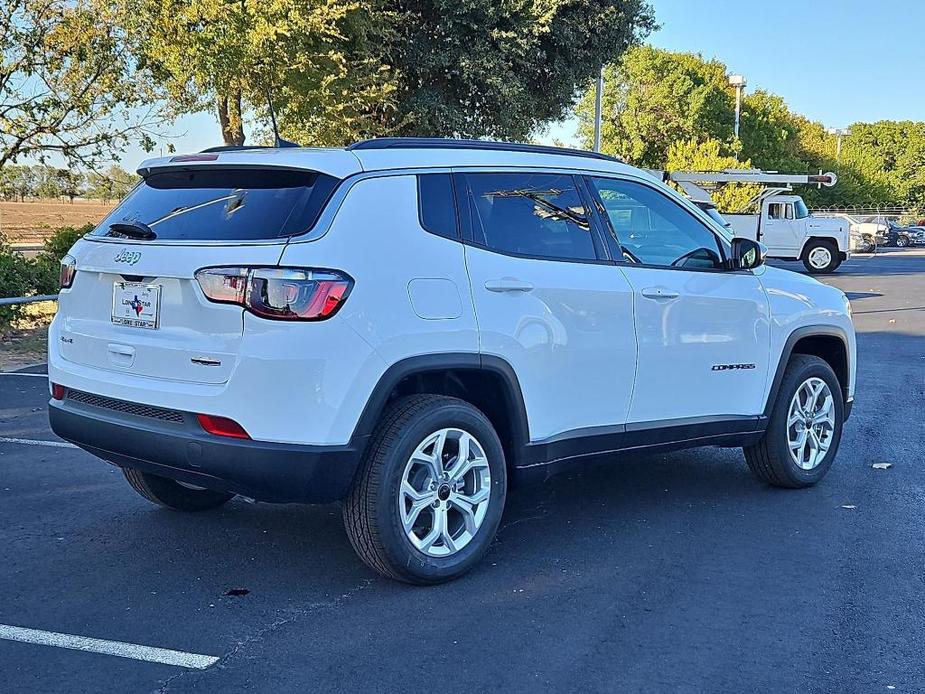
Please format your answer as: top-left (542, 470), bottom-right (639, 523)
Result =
top-left (0, 437), bottom-right (77, 449)
top-left (0, 624), bottom-right (219, 669)
top-left (0, 372), bottom-right (47, 377)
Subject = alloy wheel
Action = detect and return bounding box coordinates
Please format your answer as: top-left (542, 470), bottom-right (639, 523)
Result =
top-left (787, 377), bottom-right (836, 470)
top-left (398, 428), bottom-right (491, 557)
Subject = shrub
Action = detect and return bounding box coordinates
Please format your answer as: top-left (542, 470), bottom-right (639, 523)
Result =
top-left (0, 238), bottom-right (38, 329)
top-left (32, 223), bottom-right (93, 296)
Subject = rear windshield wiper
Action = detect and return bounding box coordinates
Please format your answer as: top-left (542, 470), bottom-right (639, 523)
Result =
top-left (107, 221), bottom-right (157, 240)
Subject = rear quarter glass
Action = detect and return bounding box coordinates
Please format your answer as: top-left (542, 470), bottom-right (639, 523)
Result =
top-left (92, 168), bottom-right (340, 241)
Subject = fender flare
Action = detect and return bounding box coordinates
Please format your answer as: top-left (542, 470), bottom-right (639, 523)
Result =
top-left (348, 353), bottom-right (531, 464)
top-left (764, 325), bottom-right (851, 418)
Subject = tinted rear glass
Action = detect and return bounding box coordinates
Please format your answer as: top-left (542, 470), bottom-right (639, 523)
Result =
top-left (92, 168), bottom-right (339, 241)
top-left (417, 174), bottom-right (458, 239)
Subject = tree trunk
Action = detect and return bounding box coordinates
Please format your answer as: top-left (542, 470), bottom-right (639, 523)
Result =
top-left (217, 91), bottom-right (246, 146)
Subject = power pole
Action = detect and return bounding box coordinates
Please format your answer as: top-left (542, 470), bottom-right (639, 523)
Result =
top-left (593, 66), bottom-right (604, 153)
top-left (827, 127), bottom-right (851, 165)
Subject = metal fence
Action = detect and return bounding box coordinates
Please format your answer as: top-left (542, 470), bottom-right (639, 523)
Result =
top-left (0, 295), bottom-right (58, 307)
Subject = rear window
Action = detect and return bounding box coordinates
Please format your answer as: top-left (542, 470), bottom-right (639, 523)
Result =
top-left (92, 168), bottom-right (340, 241)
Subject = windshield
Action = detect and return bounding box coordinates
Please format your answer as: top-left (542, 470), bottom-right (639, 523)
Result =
top-left (92, 168), bottom-right (339, 241)
top-left (794, 199), bottom-right (810, 219)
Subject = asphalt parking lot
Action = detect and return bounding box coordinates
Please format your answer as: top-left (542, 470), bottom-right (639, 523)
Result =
top-left (2, 248), bottom-right (923, 693)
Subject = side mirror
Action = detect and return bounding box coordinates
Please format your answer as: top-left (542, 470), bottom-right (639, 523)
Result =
top-left (730, 237), bottom-right (766, 270)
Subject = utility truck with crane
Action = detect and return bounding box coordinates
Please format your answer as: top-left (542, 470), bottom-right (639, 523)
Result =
top-left (657, 170), bottom-right (849, 274)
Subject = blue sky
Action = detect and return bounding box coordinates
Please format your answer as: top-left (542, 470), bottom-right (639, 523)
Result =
top-left (118, 0), bottom-right (925, 169)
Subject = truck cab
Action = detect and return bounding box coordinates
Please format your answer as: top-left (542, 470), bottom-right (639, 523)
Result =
top-left (725, 194), bottom-right (850, 273)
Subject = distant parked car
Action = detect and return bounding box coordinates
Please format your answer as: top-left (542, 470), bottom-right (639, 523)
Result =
top-left (884, 221), bottom-right (925, 247)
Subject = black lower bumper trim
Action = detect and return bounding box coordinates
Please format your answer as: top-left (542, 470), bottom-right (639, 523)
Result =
top-left (49, 400), bottom-right (362, 504)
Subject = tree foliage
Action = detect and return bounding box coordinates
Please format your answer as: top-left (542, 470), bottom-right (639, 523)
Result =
top-left (131, 0), bottom-right (655, 146)
top-left (665, 139), bottom-right (759, 212)
top-left (577, 46), bottom-right (732, 166)
top-left (0, 0), bottom-right (167, 169)
top-left (377, 0), bottom-right (656, 141)
top-left (130, 0), bottom-right (396, 146)
top-left (579, 46), bottom-right (925, 213)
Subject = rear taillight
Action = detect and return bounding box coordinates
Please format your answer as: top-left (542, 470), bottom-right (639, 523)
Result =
top-left (195, 267), bottom-right (352, 321)
top-left (60, 255), bottom-right (76, 289)
top-left (196, 413), bottom-right (250, 439)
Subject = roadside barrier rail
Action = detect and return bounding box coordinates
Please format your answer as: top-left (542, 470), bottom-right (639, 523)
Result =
top-left (0, 295), bottom-right (58, 306)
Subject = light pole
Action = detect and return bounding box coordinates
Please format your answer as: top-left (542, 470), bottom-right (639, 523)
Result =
top-left (593, 65), bottom-right (604, 153)
top-left (728, 74), bottom-right (747, 141)
top-left (827, 127), bottom-right (851, 164)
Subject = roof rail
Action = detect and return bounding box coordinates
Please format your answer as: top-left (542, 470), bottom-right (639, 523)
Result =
top-left (200, 141), bottom-right (300, 153)
top-left (347, 137), bottom-right (623, 163)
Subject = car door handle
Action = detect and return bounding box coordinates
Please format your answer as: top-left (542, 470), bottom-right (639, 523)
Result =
top-left (484, 278), bottom-right (534, 293)
top-left (641, 287), bottom-right (680, 300)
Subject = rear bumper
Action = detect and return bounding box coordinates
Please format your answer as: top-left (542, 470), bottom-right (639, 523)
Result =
top-left (49, 397), bottom-right (363, 503)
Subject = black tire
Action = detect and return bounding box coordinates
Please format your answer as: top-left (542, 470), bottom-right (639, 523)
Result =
top-left (343, 394), bottom-right (507, 585)
top-left (802, 240), bottom-right (840, 274)
top-left (896, 235), bottom-right (909, 248)
top-left (123, 468), bottom-right (234, 511)
top-left (744, 355), bottom-right (844, 488)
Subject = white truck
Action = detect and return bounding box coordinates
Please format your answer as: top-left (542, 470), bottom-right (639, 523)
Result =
top-left (659, 170), bottom-right (850, 274)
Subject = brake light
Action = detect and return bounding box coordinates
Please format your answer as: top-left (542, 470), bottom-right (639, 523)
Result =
top-left (51, 383), bottom-right (66, 400)
top-left (60, 255), bottom-right (76, 289)
top-left (196, 413), bottom-right (250, 439)
top-left (195, 267), bottom-right (352, 320)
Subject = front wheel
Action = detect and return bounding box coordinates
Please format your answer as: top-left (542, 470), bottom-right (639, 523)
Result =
top-left (343, 395), bottom-right (507, 584)
top-left (802, 240), bottom-right (841, 273)
top-left (744, 355), bottom-right (844, 488)
top-left (896, 235), bottom-right (909, 248)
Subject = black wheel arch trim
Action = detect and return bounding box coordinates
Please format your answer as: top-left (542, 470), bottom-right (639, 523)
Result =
top-left (764, 325), bottom-right (852, 419)
top-left (348, 353), bottom-right (531, 466)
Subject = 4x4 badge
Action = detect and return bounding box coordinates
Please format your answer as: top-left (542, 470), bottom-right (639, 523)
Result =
top-left (114, 250), bottom-right (141, 266)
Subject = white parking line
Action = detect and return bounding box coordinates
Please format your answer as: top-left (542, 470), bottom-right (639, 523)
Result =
top-left (0, 436), bottom-right (77, 449)
top-left (0, 624), bottom-right (220, 669)
top-left (0, 372), bottom-right (47, 377)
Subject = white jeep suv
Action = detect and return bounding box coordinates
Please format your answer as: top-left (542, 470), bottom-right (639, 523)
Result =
top-left (48, 138), bottom-right (856, 584)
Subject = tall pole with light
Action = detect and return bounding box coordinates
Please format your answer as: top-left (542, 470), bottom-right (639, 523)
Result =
top-left (728, 74), bottom-right (747, 142)
top-left (593, 65), bottom-right (604, 153)
top-left (826, 127), bottom-right (851, 164)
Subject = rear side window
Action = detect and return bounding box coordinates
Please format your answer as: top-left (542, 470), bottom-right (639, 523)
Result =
top-left (458, 172), bottom-right (597, 261)
top-left (417, 174), bottom-right (458, 239)
top-left (92, 168), bottom-right (340, 241)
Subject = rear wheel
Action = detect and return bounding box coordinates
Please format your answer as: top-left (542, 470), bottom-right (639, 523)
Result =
top-left (123, 468), bottom-right (234, 511)
top-left (744, 355), bottom-right (844, 488)
top-left (802, 240), bottom-right (840, 273)
top-left (343, 395), bottom-right (507, 584)
top-left (896, 234), bottom-right (909, 247)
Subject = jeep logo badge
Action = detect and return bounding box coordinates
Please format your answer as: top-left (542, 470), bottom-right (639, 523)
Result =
top-left (114, 250), bottom-right (141, 266)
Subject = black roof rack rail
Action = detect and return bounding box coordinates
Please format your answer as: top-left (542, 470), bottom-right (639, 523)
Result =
top-left (347, 137), bottom-right (623, 163)
top-left (200, 141), bottom-right (300, 154)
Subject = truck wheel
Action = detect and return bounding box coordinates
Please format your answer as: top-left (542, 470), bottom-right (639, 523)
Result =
top-left (123, 468), bottom-right (235, 511)
top-left (802, 240), bottom-right (840, 273)
top-left (744, 355), bottom-right (844, 488)
top-left (343, 395), bottom-right (507, 585)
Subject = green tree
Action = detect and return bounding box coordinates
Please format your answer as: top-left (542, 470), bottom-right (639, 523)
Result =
top-left (375, 0), bottom-right (655, 141)
top-left (665, 139), bottom-right (760, 212)
top-left (133, 0), bottom-right (655, 146)
top-left (576, 46), bottom-right (733, 166)
top-left (130, 0), bottom-right (395, 146)
top-left (0, 0), bottom-right (167, 169)
top-left (86, 165), bottom-right (137, 201)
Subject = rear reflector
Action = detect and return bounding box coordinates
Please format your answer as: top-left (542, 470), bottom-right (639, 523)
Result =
top-left (51, 383), bottom-right (66, 400)
top-left (196, 413), bottom-right (250, 439)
